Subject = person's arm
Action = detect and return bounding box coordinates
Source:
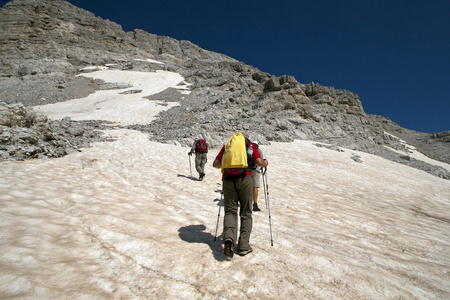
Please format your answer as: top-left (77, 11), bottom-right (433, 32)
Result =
top-left (251, 143), bottom-right (268, 168)
top-left (188, 140), bottom-right (196, 155)
top-left (254, 158), bottom-right (268, 168)
top-left (213, 146), bottom-right (225, 168)
top-left (213, 159), bottom-right (221, 168)
top-left (258, 149), bottom-right (264, 160)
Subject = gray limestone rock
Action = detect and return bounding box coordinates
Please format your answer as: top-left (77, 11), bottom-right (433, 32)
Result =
top-left (0, 0), bottom-right (448, 179)
top-left (0, 102), bottom-right (108, 161)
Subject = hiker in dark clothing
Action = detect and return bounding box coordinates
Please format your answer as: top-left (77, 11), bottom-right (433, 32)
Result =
top-left (213, 133), bottom-right (268, 258)
top-left (188, 139), bottom-right (208, 181)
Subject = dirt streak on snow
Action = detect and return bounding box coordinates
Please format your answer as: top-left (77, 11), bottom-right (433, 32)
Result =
top-left (0, 129), bottom-right (449, 299)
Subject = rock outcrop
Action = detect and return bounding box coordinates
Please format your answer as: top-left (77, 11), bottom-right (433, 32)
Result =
top-left (0, 102), bottom-right (108, 160)
top-left (0, 0), bottom-right (448, 179)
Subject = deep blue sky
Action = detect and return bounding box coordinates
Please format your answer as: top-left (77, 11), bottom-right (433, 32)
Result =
top-left (2, 0), bottom-right (449, 133)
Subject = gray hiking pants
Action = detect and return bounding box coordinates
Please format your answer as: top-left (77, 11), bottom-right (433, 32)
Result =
top-left (222, 174), bottom-right (253, 251)
top-left (195, 152), bottom-right (207, 176)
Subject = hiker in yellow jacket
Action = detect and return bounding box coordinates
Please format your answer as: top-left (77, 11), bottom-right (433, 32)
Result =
top-left (213, 132), bottom-right (268, 258)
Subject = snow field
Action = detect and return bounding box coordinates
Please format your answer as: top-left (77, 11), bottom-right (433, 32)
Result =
top-left (1, 67), bottom-right (449, 299)
top-left (1, 130), bottom-right (449, 299)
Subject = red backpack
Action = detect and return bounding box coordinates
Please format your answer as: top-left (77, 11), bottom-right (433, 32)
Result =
top-left (196, 139), bottom-right (208, 153)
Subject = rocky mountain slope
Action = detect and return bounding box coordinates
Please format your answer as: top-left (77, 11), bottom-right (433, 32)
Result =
top-left (0, 0), bottom-right (448, 178)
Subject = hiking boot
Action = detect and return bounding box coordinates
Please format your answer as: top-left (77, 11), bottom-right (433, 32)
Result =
top-left (223, 239), bottom-right (234, 259)
top-left (199, 173), bottom-right (205, 181)
top-left (253, 203), bottom-right (261, 212)
top-left (238, 246), bottom-right (253, 256)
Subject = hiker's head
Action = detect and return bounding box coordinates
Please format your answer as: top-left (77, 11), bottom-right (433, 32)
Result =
top-left (252, 141), bottom-right (259, 148)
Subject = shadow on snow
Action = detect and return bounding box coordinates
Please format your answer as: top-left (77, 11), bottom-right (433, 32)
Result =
top-left (177, 174), bottom-right (200, 181)
top-left (178, 224), bottom-right (227, 262)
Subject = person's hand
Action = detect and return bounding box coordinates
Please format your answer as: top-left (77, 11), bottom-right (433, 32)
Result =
top-left (188, 152), bottom-right (192, 156)
top-left (262, 166), bottom-right (268, 175)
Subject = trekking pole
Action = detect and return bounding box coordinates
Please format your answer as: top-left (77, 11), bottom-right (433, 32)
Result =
top-left (264, 169), bottom-right (274, 246)
top-left (262, 167), bottom-right (268, 209)
top-left (214, 190), bottom-right (223, 241)
top-left (189, 155), bottom-right (192, 177)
